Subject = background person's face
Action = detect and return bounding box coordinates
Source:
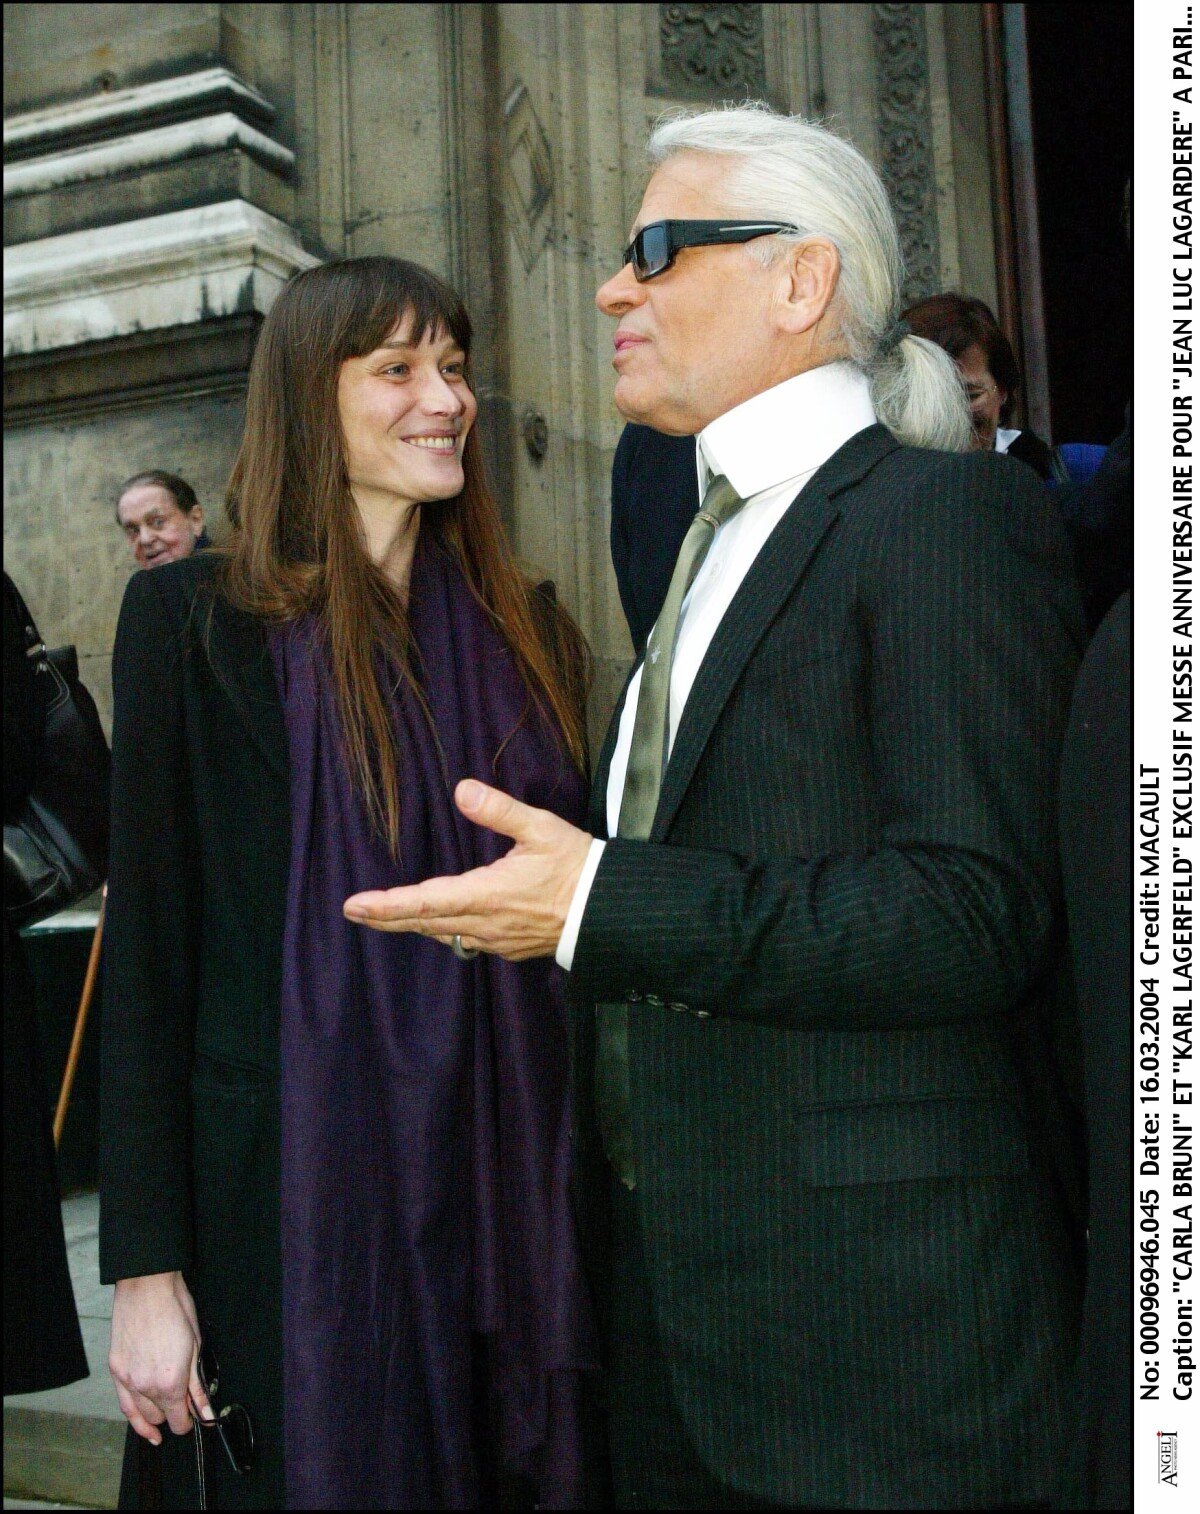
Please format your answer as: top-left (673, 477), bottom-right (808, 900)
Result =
top-left (336, 318), bottom-right (477, 513)
top-left (595, 152), bottom-right (783, 435)
top-left (117, 485), bottom-right (204, 568)
top-left (957, 342), bottom-right (1007, 452)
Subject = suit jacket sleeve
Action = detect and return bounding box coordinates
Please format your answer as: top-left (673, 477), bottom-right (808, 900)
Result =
top-left (99, 567), bottom-right (202, 1282)
top-left (572, 455), bottom-right (1083, 1032)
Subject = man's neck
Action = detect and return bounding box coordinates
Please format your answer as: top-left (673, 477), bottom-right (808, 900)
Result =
top-left (696, 361), bottom-right (876, 502)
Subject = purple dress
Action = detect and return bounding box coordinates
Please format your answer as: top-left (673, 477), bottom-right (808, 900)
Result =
top-left (269, 534), bottom-right (594, 1509)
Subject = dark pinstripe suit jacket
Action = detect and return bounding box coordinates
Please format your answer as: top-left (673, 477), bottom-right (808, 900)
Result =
top-left (571, 423), bottom-right (1087, 1507)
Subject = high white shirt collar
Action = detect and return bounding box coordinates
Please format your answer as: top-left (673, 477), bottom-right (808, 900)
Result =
top-left (696, 360), bottom-right (877, 501)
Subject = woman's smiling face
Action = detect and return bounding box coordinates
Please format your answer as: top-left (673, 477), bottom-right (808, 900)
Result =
top-left (336, 313), bottom-right (477, 511)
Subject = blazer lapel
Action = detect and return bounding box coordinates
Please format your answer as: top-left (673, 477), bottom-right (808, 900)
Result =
top-left (650, 423), bottom-right (899, 842)
top-left (205, 598), bottom-right (289, 784)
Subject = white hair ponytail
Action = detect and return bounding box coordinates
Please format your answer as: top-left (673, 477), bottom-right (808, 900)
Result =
top-left (647, 104), bottom-right (973, 452)
top-left (868, 330), bottom-right (973, 451)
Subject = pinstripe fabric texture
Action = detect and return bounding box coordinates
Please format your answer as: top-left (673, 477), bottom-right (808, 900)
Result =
top-left (571, 424), bottom-right (1087, 1507)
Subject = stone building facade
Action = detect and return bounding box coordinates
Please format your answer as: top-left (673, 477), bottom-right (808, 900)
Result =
top-left (4, 4), bottom-right (1004, 741)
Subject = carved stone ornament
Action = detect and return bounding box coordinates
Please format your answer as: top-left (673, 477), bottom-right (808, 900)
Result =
top-left (872, 4), bottom-right (941, 306)
top-left (658, 4), bottom-right (766, 100)
top-left (521, 408), bottom-right (549, 463)
top-left (503, 81), bottom-right (555, 274)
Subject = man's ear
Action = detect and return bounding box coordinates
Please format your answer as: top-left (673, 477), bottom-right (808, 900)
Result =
top-left (775, 236), bottom-right (840, 337)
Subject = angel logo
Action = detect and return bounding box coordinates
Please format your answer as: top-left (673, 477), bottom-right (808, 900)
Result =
top-left (1158, 1430), bottom-right (1179, 1485)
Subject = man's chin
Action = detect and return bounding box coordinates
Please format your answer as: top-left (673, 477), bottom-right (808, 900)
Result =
top-left (613, 382), bottom-right (696, 437)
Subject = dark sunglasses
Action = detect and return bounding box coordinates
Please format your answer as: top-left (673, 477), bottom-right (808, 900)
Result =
top-left (622, 219), bottom-right (800, 281)
top-left (194, 1344), bottom-right (256, 1476)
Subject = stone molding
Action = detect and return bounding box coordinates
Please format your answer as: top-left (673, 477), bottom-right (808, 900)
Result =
top-left (3, 68), bottom-right (276, 159)
top-left (871, 3), bottom-right (941, 305)
top-left (4, 314), bottom-right (264, 428)
top-left (4, 114), bottom-right (295, 201)
top-left (653, 3), bottom-right (767, 100)
top-left (503, 81), bottom-right (555, 274)
top-left (4, 200), bottom-right (318, 358)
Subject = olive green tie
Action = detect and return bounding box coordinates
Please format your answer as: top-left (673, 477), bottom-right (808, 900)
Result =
top-left (596, 473), bottom-right (745, 1187)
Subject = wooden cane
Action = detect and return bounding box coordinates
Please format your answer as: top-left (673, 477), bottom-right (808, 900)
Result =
top-left (54, 884), bottom-right (106, 1150)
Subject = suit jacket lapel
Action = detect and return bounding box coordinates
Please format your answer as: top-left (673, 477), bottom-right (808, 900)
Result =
top-left (588, 658), bottom-right (639, 835)
top-left (651, 423), bottom-right (899, 842)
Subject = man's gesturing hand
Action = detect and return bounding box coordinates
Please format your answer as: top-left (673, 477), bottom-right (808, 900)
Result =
top-left (343, 779), bottom-right (592, 961)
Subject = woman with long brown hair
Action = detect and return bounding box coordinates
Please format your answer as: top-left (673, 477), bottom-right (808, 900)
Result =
top-left (99, 257), bottom-right (596, 1509)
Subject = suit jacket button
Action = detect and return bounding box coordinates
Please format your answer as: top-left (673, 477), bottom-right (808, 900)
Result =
top-left (645, 993), bottom-right (664, 1008)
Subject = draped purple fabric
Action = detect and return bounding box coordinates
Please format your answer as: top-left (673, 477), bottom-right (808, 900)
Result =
top-left (269, 533), bottom-right (594, 1509)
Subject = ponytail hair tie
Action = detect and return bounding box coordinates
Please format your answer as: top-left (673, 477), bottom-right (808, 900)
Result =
top-left (877, 319), bottom-right (911, 357)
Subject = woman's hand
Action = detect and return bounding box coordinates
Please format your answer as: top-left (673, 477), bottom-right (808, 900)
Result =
top-left (109, 1271), bottom-right (214, 1444)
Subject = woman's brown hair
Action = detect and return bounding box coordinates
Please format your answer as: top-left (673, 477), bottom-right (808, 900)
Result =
top-left (223, 256), bottom-right (589, 851)
top-left (901, 292), bottom-right (1021, 422)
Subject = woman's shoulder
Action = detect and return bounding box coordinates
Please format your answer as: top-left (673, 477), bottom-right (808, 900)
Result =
top-left (115, 553), bottom-right (250, 678)
top-left (119, 549), bottom-right (227, 626)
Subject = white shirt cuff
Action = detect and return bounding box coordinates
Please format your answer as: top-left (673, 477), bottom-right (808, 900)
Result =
top-left (555, 838), bottom-right (606, 971)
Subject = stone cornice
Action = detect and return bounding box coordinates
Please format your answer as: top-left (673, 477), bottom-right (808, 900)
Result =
top-left (4, 113), bottom-right (295, 200)
top-left (4, 200), bottom-right (318, 357)
top-left (3, 68), bottom-right (275, 158)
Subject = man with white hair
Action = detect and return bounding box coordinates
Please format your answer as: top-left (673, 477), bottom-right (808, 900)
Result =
top-left (347, 105), bottom-right (1086, 1508)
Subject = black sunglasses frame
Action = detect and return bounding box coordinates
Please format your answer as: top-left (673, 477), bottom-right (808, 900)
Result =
top-left (195, 1344), bottom-right (257, 1477)
top-left (622, 219), bottom-right (801, 281)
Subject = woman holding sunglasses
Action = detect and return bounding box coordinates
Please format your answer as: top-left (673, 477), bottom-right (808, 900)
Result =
top-left (99, 257), bottom-right (596, 1509)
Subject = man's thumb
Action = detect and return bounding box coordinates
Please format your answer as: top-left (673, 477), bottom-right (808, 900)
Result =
top-left (455, 780), bottom-right (534, 841)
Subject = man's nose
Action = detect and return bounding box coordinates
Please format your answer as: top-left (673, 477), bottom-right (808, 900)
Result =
top-left (596, 261), bottom-right (644, 316)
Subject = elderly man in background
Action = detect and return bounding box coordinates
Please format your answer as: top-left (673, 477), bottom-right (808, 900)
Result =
top-left (347, 104), bottom-right (1087, 1509)
top-left (115, 470), bottom-right (209, 570)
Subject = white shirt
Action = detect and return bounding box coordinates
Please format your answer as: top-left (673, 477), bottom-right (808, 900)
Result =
top-left (995, 427), bottom-right (1021, 454)
top-left (556, 361), bottom-right (878, 970)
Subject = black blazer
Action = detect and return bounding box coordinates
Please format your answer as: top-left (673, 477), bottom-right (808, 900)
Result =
top-left (1005, 425), bottom-right (1058, 481)
top-left (1058, 591), bottom-right (1132, 1507)
top-left (610, 422), bottom-right (698, 653)
top-left (1058, 404), bottom-right (1133, 633)
top-left (572, 425), bottom-right (1087, 1507)
top-left (99, 554), bottom-right (292, 1508)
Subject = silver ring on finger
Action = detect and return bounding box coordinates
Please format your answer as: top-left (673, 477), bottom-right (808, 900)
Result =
top-left (451, 933), bottom-right (480, 961)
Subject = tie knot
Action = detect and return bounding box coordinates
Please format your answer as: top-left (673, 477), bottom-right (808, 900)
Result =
top-left (699, 473), bottom-right (743, 529)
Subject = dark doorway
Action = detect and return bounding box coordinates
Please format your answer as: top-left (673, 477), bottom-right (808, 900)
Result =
top-left (1023, 4), bottom-right (1133, 445)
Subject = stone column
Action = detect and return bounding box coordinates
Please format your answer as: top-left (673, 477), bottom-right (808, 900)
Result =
top-left (3, 20), bottom-right (315, 728)
top-left (818, 2), bottom-right (998, 310)
top-left (487, 3), bottom-right (829, 751)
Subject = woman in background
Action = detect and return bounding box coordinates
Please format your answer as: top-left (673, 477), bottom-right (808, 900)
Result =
top-left (100, 257), bottom-right (595, 1509)
top-left (904, 291), bottom-right (1065, 480)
